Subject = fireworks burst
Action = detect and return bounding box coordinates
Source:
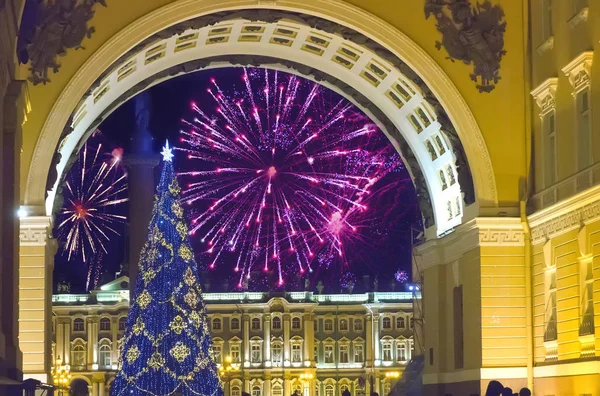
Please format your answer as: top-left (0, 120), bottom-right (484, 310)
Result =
top-left (179, 68), bottom-right (407, 286)
top-left (395, 269), bottom-right (409, 283)
top-left (56, 131), bottom-right (128, 264)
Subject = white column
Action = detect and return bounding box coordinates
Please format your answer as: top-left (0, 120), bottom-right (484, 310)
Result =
top-left (264, 314), bottom-right (271, 366)
top-left (284, 375), bottom-right (290, 395)
top-left (366, 314), bottom-right (373, 365)
top-left (64, 321), bottom-right (71, 364)
top-left (244, 377), bottom-right (250, 393)
top-left (264, 376), bottom-right (271, 395)
top-left (56, 319), bottom-right (64, 363)
top-left (303, 313), bottom-right (314, 364)
top-left (243, 315), bottom-right (250, 366)
top-left (111, 317), bottom-right (118, 367)
top-left (92, 381), bottom-right (99, 396)
top-left (99, 381), bottom-right (105, 396)
top-left (373, 313), bottom-right (380, 365)
top-left (283, 313), bottom-right (290, 365)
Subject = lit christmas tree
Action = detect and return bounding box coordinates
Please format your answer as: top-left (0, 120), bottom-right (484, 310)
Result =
top-left (111, 142), bottom-right (223, 396)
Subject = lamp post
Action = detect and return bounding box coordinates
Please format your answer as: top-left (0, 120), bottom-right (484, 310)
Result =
top-left (51, 356), bottom-right (71, 395)
top-left (217, 355), bottom-right (240, 393)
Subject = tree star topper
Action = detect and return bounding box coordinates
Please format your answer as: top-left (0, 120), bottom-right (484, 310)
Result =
top-left (161, 140), bottom-right (174, 162)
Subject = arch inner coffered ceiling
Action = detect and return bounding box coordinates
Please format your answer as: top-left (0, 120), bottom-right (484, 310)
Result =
top-left (30, 7), bottom-right (494, 238)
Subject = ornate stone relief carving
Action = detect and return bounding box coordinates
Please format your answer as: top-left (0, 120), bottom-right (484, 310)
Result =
top-left (425, 0), bottom-right (507, 93)
top-left (531, 78), bottom-right (558, 118)
top-left (562, 51), bottom-right (593, 94)
top-left (20, 0), bottom-right (107, 85)
top-left (531, 199), bottom-right (600, 244)
top-left (20, 216), bottom-right (52, 246)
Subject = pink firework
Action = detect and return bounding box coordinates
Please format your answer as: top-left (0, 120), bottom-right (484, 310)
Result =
top-left (56, 131), bottom-right (128, 263)
top-left (179, 68), bottom-right (403, 286)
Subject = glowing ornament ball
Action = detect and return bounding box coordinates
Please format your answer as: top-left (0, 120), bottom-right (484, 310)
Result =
top-left (178, 67), bottom-right (410, 286)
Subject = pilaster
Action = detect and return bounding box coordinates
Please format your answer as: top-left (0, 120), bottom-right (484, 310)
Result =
top-left (263, 314), bottom-right (271, 366)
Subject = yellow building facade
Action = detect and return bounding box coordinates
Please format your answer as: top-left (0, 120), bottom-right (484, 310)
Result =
top-left (0, 0), bottom-right (598, 395)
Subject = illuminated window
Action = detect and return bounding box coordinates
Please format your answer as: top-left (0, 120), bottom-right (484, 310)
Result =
top-left (354, 319), bottom-right (363, 332)
top-left (324, 319), bottom-right (333, 332)
top-left (272, 384), bottom-right (283, 396)
top-left (382, 317), bottom-right (391, 330)
top-left (291, 342), bottom-right (302, 363)
top-left (580, 258), bottom-right (595, 336)
top-left (212, 318), bottom-right (222, 331)
top-left (252, 385), bottom-right (261, 396)
top-left (544, 268), bottom-right (558, 342)
top-left (339, 344), bottom-right (349, 363)
top-left (272, 316), bottom-right (281, 330)
top-left (382, 343), bottom-right (393, 361)
top-left (325, 385), bottom-right (334, 396)
top-left (230, 344), bottom-right (241, 362)
top-left (576, 88), bottom-right (592, 173)
top-left (324, 345), bottom-right (334, 363)
top-left (212, 345), bottom-right (222, 364)
top-left (339, 319), bottom-right (348, 332)
top-left (118, 317), bottom-right (127, 331)
top-left (314, 345), bottom-right (319, 362)
top-left (397, 343), bottom-right (407, 362)
top-left (251, 318), bottom-right (261, 330)
top-left (354, 344), bottom-right (364, 363)
top-left (71, 341), bottom-right (86, 367)
top-left (231, 318), bottom-right (240, 330)
top-left (73, 318), bottom-right (84, 332)
top-left (100, 317), bottom-right (111, 331)
top-left (99, 341), bottom-right (111, 368)
top-left (272, 342), bottom-right (282, 365)
top-left (231, 386), bottom-right (241, 396)
top-left (251, 343), bottom-right (262, 363)
top-left (340, 384), bottom-right (350, 393)
top-left (292, 317), bottom-right (301, 330)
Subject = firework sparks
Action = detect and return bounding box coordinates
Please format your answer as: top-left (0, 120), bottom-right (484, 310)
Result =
top-left (395, 269), bottom-right (409, 283)
top-left (179, 68), bottom-right (405, 286)
top-left (56, 131), bottom-right (128, 265)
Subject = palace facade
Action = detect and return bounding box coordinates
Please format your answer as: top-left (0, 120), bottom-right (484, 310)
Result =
top-left (52, 277), bottom-right (416, 396)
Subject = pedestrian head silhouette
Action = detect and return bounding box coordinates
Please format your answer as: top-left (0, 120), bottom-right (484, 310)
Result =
top-left (519, 388), bottom-right (531, 396)
top-left (485, 380), bottom-right (505, 396)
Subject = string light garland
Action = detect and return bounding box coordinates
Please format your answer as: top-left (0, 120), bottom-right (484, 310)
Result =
top-left (111, 142), bottom-right (223, 396)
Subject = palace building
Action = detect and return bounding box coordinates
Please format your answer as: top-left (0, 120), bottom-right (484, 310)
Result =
top-left (52, 277), bottom-right (415, 396)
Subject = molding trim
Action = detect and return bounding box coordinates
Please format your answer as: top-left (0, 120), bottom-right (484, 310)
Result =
top-left (562, 51), bottom-right (593, 95)
top-left (533, 360), bottom-right (600, 378)
top-left (531, 77), bottom-right (558, 118)
top-left (529, 184), bottom-right (600, 244)
top-left (423, 367), bottom-right (527, 385)
top-left (19, 216), bottom-right (52, 246)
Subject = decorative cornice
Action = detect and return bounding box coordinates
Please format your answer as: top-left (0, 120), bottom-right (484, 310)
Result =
top-left (531, 78), bottom-right (558, 118)
top-left (19, 216), bottom-right (53, 246)
top-left (536, 36), bottom-right (554, 55)
top-left (562, 51), bottom-right (593, 94)
top-left (529, 184), bottom-right (600, 244)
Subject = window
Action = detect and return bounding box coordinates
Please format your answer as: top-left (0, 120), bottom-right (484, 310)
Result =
top-left (324, 344), bottom-right (334, 363)
top-left (339, 345), bottom-right (349, 363)
top-left (272, 343), bottom-right (283, 365)
top-left (340, 384), bottom-right (350, 393)
top-left (382, 343), bottom-right (393, 361)
top-left (230, 344), bottom-right (241, 362)
top-left (291, 317), bottom-right (301, 330)
top-left (544, 268), bottom-right (558, 342)
top-left (339, 319), bottom-right (348, 332)
top-left (251, 344), bottom-right (262, 363)
top-left (231, 386), bottom-right (241, 396)
top-left (325, 385), bottom-right (334, 396)
top-left (212, 345), bottom-right (222, 363)
top-left (396, 316), bottom-right (405, 329)
top-left (71, 343), bottom-right (86, 367)
top-left (73, 318), bottom-right (84, 332)
top-left (272, 316), bottom-right (281, 330)
top-left (354, 344), bottom-right (364, 363)
top-left (99, 343), bottom-right (111, 368)
top-left (314, 320), bottom-right (318, 332)
top-left (272, 384), bottom-right (283, 396)
top-left (231, 318), bottom-right (240, 330)
top-left (577, 89), bottom-right (592, 172)
top-left (383, 382), bottom-right (391, 395)
top-left (397, 343), bottom-right (407, 362)
top-left (542, 111), bottom-right (557, 188)
top-left (212, 318), bottom-right (222, 331)
top-left (579, 258), bottom-right (595, 336)
top-left (252, 385), bottom-right (261, 396)
top-left (100, 317), bottom-right (111, 331)
top-left (251, 318), bottom-right (261, 330)
top-left (382, 317), bottom-right (391, 330)
top-left (314, 345), bottom-right (319, 362)
top-left (409, 317), bottom-right (414, 329)
top-left (354, 319), bottom-right (363, 332)
top-left (118, 317), bottom-right (127, 331)
top-left (542, 0), bottom-right (553, 40)
top-left (291, 342), bottom-right (302, 363)
top-left (324, 319), bottom-right (333, 332)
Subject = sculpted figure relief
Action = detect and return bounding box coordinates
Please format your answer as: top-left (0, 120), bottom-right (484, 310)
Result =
top-left (24, 0), bottom-right (106, 85)
top-left (425, 0), bottom-right (507, 93)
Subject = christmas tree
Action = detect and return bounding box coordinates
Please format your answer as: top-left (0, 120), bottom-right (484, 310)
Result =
top-left (111, 142), bottom-right (223, 396)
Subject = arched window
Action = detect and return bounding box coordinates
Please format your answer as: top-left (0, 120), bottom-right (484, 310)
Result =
top-left (118, 317), bottom-right (127, 331)
top-left (354, 319), bottom-right (363, 332)
top-left (230, 318), bottom-right (240, 330)
top-left (396, 316), bottom-right (405, 329)
top-left (291, 317), bottom-right (301, 329)
top-left (251, 385), bottom-right (261, 396)
top-left (325, 385), bottom-right (334, 396)
top-left (271, 342), bottom-right (283, 365)
top-left (397, 343), bottom-right (407, 361)
top-left (100, 317), bottom-right (111, 331)
top-left (382, 317), bottom-right (391, 329)
top-left (324, 319), bottom-right (333, 332)
top-left (340, 384), bottom-right (350, 393)
top-left (292, 384), bottom-right (302, 394)
top-left (339, 319), bottom-right (348, 331)
top-left (99, 342), bottom-right (111, 368)
top-left (212, 318), bottom-right (222, 330)
top-left (73, 318), bottom-right (84, 332)
top-left (231, 386), bottom-right (241, 396)
top-left (272, 316), bottom-right (281, 330)
top-left (251, 318), bottom-right (261, 330)
top-left (71, 342), bottom-right (86, 367)
top-left (272, 383), bottom-right (283, 396)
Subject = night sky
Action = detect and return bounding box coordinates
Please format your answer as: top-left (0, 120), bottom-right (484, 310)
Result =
top-left (53, 67), bottom-right (421, 294)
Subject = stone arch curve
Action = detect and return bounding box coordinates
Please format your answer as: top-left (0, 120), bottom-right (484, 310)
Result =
top-left (24, 0), bottom-right (496, 238)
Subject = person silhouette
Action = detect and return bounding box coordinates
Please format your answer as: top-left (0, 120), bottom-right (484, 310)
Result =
top-left (342, 390), bottom-right (351, 396)
top-left (485, 380), bottom-right (504, 396)
top-left (519, 388), bottom-right (531, 396)
top-left (501, 387), bottom-right (513, 396)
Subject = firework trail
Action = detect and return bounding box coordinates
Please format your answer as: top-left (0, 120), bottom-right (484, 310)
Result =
top-left (56, 131), bottom-right (128, 268)
top-left (179, 68), bottom-right (406, 286)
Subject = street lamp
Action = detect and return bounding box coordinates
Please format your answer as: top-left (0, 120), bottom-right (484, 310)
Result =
top-left (217, 355), bottom-right (240, 392)
top-left (51, 356), bottom-right (71, 395)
